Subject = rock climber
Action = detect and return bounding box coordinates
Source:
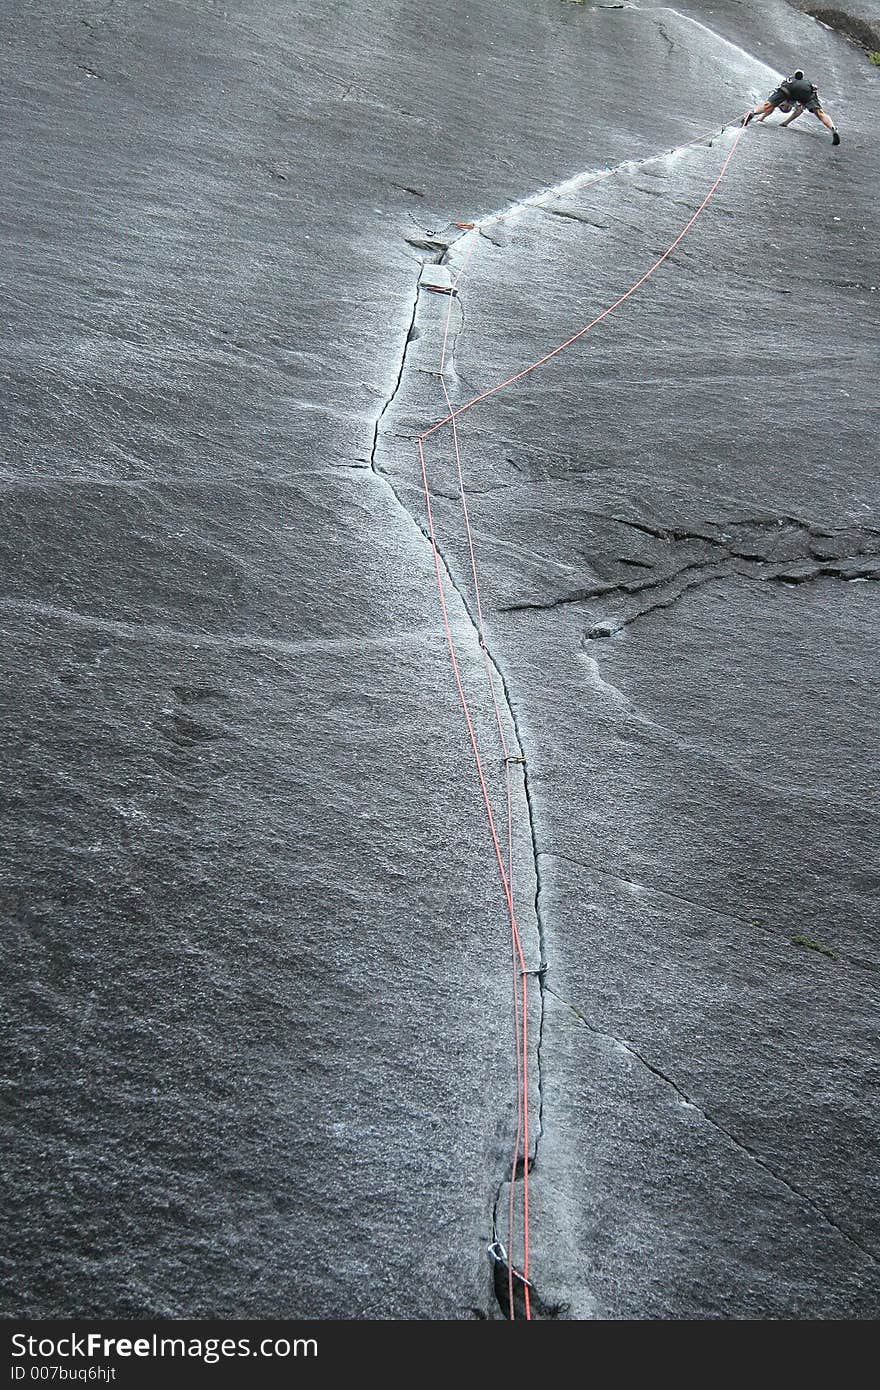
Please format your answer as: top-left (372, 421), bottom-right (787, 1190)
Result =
top-left (745, 70), bottom-right (840, 144)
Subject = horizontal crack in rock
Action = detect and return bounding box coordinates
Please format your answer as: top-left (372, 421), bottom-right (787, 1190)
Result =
top-left (497, 515), bottom-right (880, 631)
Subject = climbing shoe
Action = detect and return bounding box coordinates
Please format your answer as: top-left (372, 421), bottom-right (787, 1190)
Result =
top-left (832, 129), bottom-right (841, 145)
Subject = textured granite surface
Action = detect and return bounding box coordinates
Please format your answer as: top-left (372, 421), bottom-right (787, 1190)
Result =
top-left (2, 0), bottom-right (877, 1318)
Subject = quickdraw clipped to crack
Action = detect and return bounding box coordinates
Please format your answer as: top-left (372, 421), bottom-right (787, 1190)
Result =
top-left (488, 1238), bottom-right (534, 1321)
top-left (521, 962), bottom-right (548, 979)
top-left (489, 1234), bottom-right (566, 1320)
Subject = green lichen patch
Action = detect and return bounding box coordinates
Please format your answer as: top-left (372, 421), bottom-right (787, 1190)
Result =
top-left (791, 934), bottom-right (839, 960)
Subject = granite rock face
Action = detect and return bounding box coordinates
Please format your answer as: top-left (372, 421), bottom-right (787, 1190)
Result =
top-left (792, 2), bottom-right (880, 53)
top-left (2, 1), bottom-right (878, 1318)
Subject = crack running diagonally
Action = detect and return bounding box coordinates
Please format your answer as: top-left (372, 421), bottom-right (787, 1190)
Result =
top-left (538, 848), bottom-right (880, 973)
top-left (544, 984), bottom-right (880, 1268)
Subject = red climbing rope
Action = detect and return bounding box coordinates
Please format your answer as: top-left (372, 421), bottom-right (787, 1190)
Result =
top-left (438, 253), bottom-right (532, 1320)
top-left (435, 346), bottom-right (529, 1315)
top-left (421, 118), bottom-right (749, 445)
top-left (415, 116), bottom-right (749, 1319)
